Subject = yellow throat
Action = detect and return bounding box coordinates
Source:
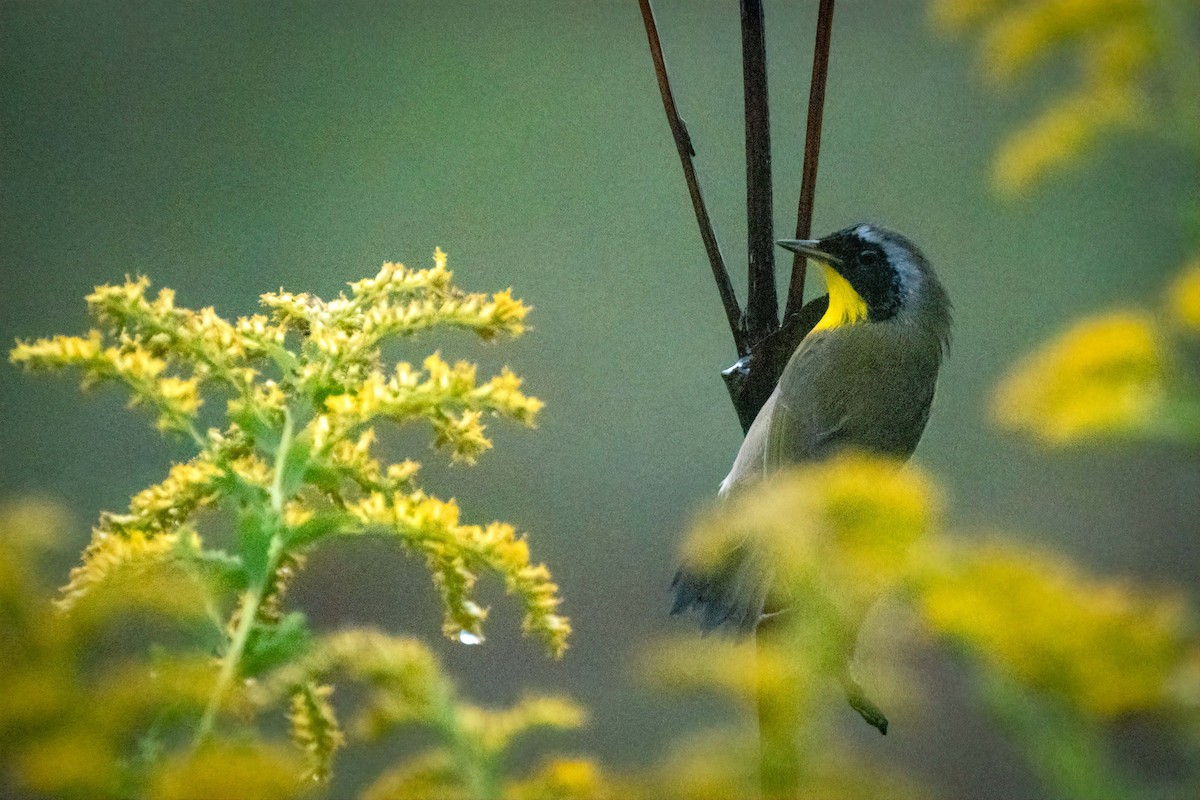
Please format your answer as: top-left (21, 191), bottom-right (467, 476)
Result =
top-left (811, 264), bottom-right (869, 333)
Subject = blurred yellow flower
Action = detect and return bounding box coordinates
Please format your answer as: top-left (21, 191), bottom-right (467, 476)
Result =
top-left (993, 311), bottom-right (1169, 443)
top-left (929, 0), bottom-right (1183, 197)
top-left (151, 741), bottom-right (309, 800)
top-left (993, 82), bottom-right (1141, 196)
top-left (1166, 257), bottom-right (1200, 333)
top-left (685, 454), bottom-right (938, 619)
top-left (919, 541), bottom-right (1192, 717)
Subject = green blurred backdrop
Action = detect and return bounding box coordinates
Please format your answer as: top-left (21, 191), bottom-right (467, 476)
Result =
top-left (2, 2), bottom-right (1197, 798)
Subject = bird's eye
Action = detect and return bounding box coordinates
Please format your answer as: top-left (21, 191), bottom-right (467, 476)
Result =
top-left (858, 250), bottom-right (881, 268)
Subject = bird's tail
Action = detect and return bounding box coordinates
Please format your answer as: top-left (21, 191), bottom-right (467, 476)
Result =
top-left (669, 545), bottom-right (771, 634)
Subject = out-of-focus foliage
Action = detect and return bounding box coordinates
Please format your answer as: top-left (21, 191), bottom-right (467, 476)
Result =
top-left (265, 629), bottom-right (586, 800)
top-left (0, 504), bottom-right (592, 800)
top-left (994, 260), bottom-right (1200, 445)
top-left (665, 444), bottom-right (1198, 798)
top-left (0, 499), bottom-right (286, 800)
top-left (921, 539), bottom-right (1196, 717)
top-left (929, 0), bottom-right (1200, 196)
top-left (6, 253), bottom-right (575, 795)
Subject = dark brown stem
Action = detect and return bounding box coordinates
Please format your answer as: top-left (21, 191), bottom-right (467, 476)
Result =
top-left (637, 0), bottom-right (747, 357)
top-left (741, 0), bottom-right (777, 345)
top-left (784, 0), bottom-right (837, 322)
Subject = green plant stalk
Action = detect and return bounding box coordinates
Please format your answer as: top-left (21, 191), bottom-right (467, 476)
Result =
top-left (435, 691), bottom-right (500, 800)
top-left (193, 408), bottom-right (295, 748)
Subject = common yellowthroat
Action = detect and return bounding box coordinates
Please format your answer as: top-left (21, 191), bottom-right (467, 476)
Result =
top-left (672, 223), bottom-right (951, 635)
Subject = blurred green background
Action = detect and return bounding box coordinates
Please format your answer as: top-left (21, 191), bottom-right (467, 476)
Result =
top-left (2, 2), bottom-right (1197, 798)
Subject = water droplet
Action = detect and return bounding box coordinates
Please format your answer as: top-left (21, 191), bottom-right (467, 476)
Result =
top-left (458, 630), bottom-right (483, 646)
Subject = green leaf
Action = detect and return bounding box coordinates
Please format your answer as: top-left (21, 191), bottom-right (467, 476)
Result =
top-left (278, 437), bottom-right (312, 500)
top-left (180, 547), bottom-right (247, 592)
top-left (242, 612), bottom-right (313, 678)
top-left (237, 506), bottom-right (276, 587)
top-left (230, 405), bottom-right (281, 451)
top-left (284, 511), bottom-right (355, 549)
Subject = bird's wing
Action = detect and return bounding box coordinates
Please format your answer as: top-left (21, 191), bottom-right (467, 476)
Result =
top-left (762, 328), bottom-right (939, 472)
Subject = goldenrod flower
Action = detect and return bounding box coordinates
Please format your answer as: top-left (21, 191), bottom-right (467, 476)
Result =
top-left (685, 454), bottom-right (938, 622)
top-left (1166, 257), bottom-right (1200, 333)
top-left (993, 82), bottom-right (1141, 196)
top-left (930, 0), bottom-right (1177, 197)
top-left (919, 541), bottom-right (1192, 716)
top-left (288, 682), bottom-right (344, 784)
top-left (993, 311), bottom-right (1171, 443)
top-left (12, 248), bottom-right (564, 658)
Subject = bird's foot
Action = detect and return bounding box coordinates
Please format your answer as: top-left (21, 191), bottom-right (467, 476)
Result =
top-left (841, 674), bottom-right (888, 735)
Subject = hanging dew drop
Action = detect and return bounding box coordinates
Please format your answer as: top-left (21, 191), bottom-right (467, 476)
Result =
top-left (458, 630), bottom-right (483, 645)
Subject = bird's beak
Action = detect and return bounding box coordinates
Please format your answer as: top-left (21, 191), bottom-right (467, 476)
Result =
top-left (776, 238), bottom-right (843, 267)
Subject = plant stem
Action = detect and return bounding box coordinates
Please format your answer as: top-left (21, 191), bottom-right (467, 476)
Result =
top-left (756, 615), bottom-right (803, 800)
top-left (785, 0), bottom-right (837, 321)
top-left (193, 408), bottom-right (294, 748)
top-left (637, 0), bottom-right (746, 357)
top-left (741, 0), bottom-right (778, 345)
top-left (193, 572), bottom-right (268, 747)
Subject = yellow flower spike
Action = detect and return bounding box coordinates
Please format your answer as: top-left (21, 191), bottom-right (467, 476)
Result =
top-left (343, 489), bottom-right (569, 657)
top-left (283, 502), bottom-right (315, 528)
top-left (993, 83), bottom-right (1140, 196)
top-left (57, 528), bottom-right (190, 610)
top-left (433, 246), bottom-right (448, 270)
top-left (980, 0), bottom-right (1144, 85)
top-left (288, 682), bottom-right (344, 784)
top-left (156, 376), bottom-right (202, 415)
top-left (1166, 258), bottom-right (1200, 334)
top-left (230, 454), bottom-right (273, 488)
top-left (993, 310), bottom-right (1170, 443)
top-left (10, 331), bottom-right (104, 367)
top-left (323, 394), bottom-right (358, 416)
top-left (151, 741), bottom-right (306, 800)
top-left (919, 540), bottom-right (1191, 716)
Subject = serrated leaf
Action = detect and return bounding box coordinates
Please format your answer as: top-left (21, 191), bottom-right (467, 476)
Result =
top-left (237, 507), bottom-right (276, 586)
top-left (278, 437), bottom-right (312, 500)
top-left (230, 405), bottom-right (281, 451)
top-left (180, 547), bottom-right (247, 592)
top-left (242, 612), bottom-right (313, 678)
top-left (283, 511), bottom-right (355, 549)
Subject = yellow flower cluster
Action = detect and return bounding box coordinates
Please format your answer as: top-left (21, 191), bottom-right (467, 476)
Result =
top-left (644, 636), bottom-right (793, 702)
top-left (260, 251), bottom-right (528, 401)
top-left (11, 248), bottom-right (566, 661)
top-left (324, 353), bottom-right (543, 463)
top-left (1167, 257), bottom-right (1200, 333)
top-left (919, 541), bottom-right (1193, 716)
top-left (270, 629), bottom-right (583, 799)
top-left (458, 694), bottom-right (586, 755)
top-left (929, 0), bottom-right (1171, 196)
top-left (101, 456), bottom-right (224, 536)
top-left (57, 527), bottom-right (199, 611)
top-left (150, 742), bottom-right (306, 800)
top-left (993, 82), bottom-right (1140, 195)
top-left (993, 311), bottom-right (1168, 443)
top-left (288, 682), bottom-right (344, 784)
top-left (345, 490), bottom-right (570, 657)
top-left (0, 502), bottom-right (231, 799)
top-left (994, 261), bottom-right (1200, 446)
top-left (11, 330), bottom-right (203, 436)
top-left (505, 758), bottom-right (613, 800)
top-left (685, 454), bottom-right (937, 626)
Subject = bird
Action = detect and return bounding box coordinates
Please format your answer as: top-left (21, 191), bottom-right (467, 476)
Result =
top-left (669, 222), bottom-right (952, 731)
